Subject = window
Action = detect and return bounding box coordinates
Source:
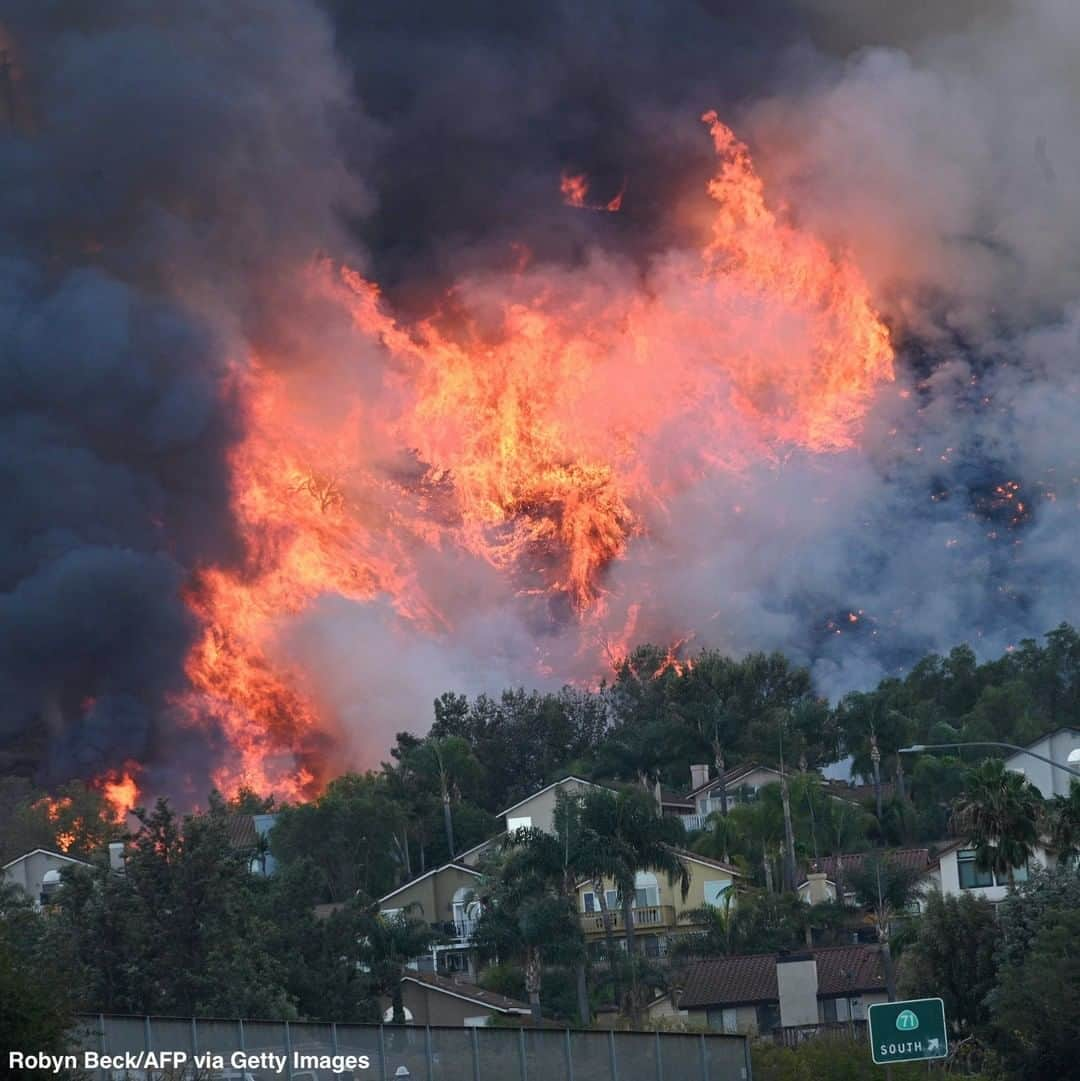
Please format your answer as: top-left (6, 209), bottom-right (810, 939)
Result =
top-left (583, 890), bottom-right (619, 912)
top-left (706, 1007), bottom-right (739, 1033)
top-left (634, 872), bottom-right (659, 908)
top-left (381, 907), bottom-right (404, 921)
top-left (583, 892), bottom-right (597, 913)
top-left (957, 850), bottom-right (994, 889)
top-left (703, 880), bottom-right (731, 907)
top-left (821, 998), bottom-right (838, 1023)
top-left (507, 815), bottom-right (532, 832)
top-left (756, 1003), bottom-right (780, 1034)
top-left (957, 849), bottom-right (1030, 888)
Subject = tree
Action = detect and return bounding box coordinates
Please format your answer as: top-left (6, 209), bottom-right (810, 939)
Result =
top-left (899, 891), bottom-right (998, 1034)
top-left (993, 906), bottom-right (1080, 1080)
top-left (50, 797), bottom-right (295, 1018)
top-left (271, 772), bottom-right (406, 901)
top-left (358, 906), bottom-right (436, 1025)
top-left (1048, 780), bottom-right (1080, 866)
top-left (950, 758), bottom-right (1043, 890)
top-left (845, 855), bottom-right (927, 1000)
top-left (472, 842), bottom-right (582, 1023)
top-left (995, 865), bottom-right (1080, 973)
top-left (0, 886), bottom-right (73, 1078)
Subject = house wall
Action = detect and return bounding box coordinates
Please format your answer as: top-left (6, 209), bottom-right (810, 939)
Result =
top-left (380, 866), bottom-right (480, 926)
top-left (576, 859), bottom-right (736, 926)
top-left (695, 770), bottom-right (783, 813)
top-left (687, 1004), bottom-right (760, 1035)
top-left (503, 779), bottom-right (593, 834)
top-left (2, 851), bottom-right (84, 903)
top-left (1006, 730), bottom-right (1080, 799)
top-left (935, 845), bottom-right (1050, 903)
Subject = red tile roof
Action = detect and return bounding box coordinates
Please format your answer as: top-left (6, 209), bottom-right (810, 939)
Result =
top-left (403, 971), bottom-right (531, 1013)
top-left (678, 945), bottom-right (886, 1008)
top-left (800, 847), bottom-right (931, 885)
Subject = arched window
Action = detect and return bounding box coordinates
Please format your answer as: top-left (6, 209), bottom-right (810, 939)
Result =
top-left (634, 872), bottom-right (659, 908)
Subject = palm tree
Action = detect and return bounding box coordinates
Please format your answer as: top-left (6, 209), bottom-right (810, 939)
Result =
top-left (1048, 781), bottom-right (1080, 866)
top-left (473, 836), bottom-right (583, 1023)
top-left (950, 758), bottom-right (1043, 890)
top-left (359, 905), bottom-right (436, 1024)
top-left (845, 855), bottom-right (928, 1001)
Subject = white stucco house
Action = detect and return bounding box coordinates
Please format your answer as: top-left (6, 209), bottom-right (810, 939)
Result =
top-left (930, 838), bottom-right (1053, 904)
top-left (1004, 728), bottom-right (1080, 798)
top-left (2, 848), bottom-right (92, 907)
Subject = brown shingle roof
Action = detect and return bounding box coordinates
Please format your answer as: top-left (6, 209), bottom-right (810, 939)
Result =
top-left (224, 813), bottom-right (259, 850)
top-left (403, 971), bottom-right (531, 1013)
top-left (678, 945), bottom-right (886, 1008)
top-left (800, 847), bottom-right (931, 885)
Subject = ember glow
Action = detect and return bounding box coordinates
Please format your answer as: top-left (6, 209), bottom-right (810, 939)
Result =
top-left (560, 172), bottom-right (625, 212)
top-left (179, 113), bottom-right (894, 797)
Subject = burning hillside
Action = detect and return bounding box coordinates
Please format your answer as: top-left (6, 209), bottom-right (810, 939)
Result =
top-left (4, 0), bottom-right (1079, 808)
top-left (171, 113), bottom-right (892, 799)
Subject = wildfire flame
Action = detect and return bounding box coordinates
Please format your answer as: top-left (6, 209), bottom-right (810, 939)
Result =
top-left (560, 171), bottom-right (624, 212)
top-left (97, 764), bottom-right (140, 821)
top-left (178, 113), bottom-right (894, 799)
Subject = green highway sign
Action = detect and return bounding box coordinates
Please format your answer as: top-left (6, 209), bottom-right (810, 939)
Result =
top-left (868, 997), bottom-right (948, 1065)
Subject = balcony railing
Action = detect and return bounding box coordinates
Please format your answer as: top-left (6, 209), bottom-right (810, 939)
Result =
top-left (433, 918), bottom-right (479, 943)
top-left (772, 1020), bottom-right (867, 1047)
top-left (680, 813), bottom-right (714, 832)
top-left (579, 905), bottom-right (676, 934)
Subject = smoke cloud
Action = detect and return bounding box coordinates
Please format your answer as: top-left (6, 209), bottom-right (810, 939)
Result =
top-left (3, 0), bottom-right (1078, 796)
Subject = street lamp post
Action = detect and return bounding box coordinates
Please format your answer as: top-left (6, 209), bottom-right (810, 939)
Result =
top-left (898, 741), bottom-right (1080, 781)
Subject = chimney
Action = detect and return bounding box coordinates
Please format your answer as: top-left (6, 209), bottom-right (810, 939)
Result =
top-left (108, 841), bottom-right (125, 873)
top-left (805, 870), bottom-right (831, 905)
top-left (776, 952), bottom-right (819, 1029)
top-left (690, 763), bottom-right (710, 790)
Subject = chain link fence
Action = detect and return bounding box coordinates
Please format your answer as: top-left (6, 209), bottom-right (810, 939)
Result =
top-left (74, 1015), bottom-right (751, 1081)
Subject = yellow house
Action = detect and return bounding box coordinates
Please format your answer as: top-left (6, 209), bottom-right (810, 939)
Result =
top-left (574, 850), bottom-right (741, 960)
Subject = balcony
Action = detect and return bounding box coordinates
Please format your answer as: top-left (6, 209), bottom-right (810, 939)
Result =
top-left (433, 919), bottom-right (479, 943)
top-left (579, 905), bottom-right (676, 934)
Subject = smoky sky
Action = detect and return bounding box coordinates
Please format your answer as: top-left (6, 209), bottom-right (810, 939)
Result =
top-left (2, 0), bottom-right (1078, 794)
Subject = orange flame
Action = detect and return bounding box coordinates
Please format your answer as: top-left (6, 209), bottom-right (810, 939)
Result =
top-left (178, 112), bottom-right (893, 798)
top-left (560, 171), bottom-right (624, 212)
top-left (97, 764), bottom-right (140, 821)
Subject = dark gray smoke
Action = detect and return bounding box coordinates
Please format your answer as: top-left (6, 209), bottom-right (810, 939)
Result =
top-left (0, 1), bottom-right (364, 793)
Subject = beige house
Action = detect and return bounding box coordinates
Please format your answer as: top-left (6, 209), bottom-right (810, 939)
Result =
top-left (377, 861), bottom-right (483, 980)
top-left (574, 850), bottom-right (741, 960)
top-left (2, 848), bottom-right (92, 907)
top-left (381, 971), bottom-right (531, 1026)
top-left (678, 945), bottom-right (888, 1036)
top-left (499, 775), bottom-right (613, 834)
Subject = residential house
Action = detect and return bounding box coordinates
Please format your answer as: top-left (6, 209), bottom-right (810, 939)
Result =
top-left (682, 764), bottom-right (787, 831)
top-left (930, 838), bottom-right (1053, 904)
top-left (798, 848), bottom-right (933, 911)
top-left (224, 812), bottom-right (279, 875)
top-left (1004, 727), bottom-right (1080, 798)
top-left (380, 971), bottom-right (531, 1026)
top-left (376, 861), bottom-right (484, 980)
top-left (575, 850), bottom-right (741, 960)
top-left (498, 775), bottom-right (613, 834)
top-left (677, 945), bottom-right (888, 1036)
top-left (2, 848), bottom-right (93, 907)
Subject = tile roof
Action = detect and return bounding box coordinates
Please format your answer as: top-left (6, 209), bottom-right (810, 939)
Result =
top-left (685, 763), bottom-right (784, 800)
top-left (800, 847), bottom-right (931, 885)
top-left (223, 813), bottom-right (259, 850)
top-left (678, 945), bottom-right (886, 1008)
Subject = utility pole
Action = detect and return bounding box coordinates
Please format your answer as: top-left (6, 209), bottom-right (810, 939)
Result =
top-left (779, 714), bottom-right (797, 892)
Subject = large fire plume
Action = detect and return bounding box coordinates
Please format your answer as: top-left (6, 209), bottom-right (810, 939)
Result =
top-left (179, 113), bottom-right (894, 799)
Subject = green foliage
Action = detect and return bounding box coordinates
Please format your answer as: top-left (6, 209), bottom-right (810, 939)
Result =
top-left (271, 772), bottom-right (405, 901)
top-left (951, 758), bottom-right (1043, 887)
top-left (995, 865), bottom-right (1080, 972)
top-left (751, 1035), bottom-right (941, 1081)
top-left (0, 886), bottom-right (74, 1078)
top-left (899, 891), bottom-right (998, 1033)
top-left (358, 907), bottom-right (436, 1024)
top-left (993, 906), bottom-right (1080, 1080)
